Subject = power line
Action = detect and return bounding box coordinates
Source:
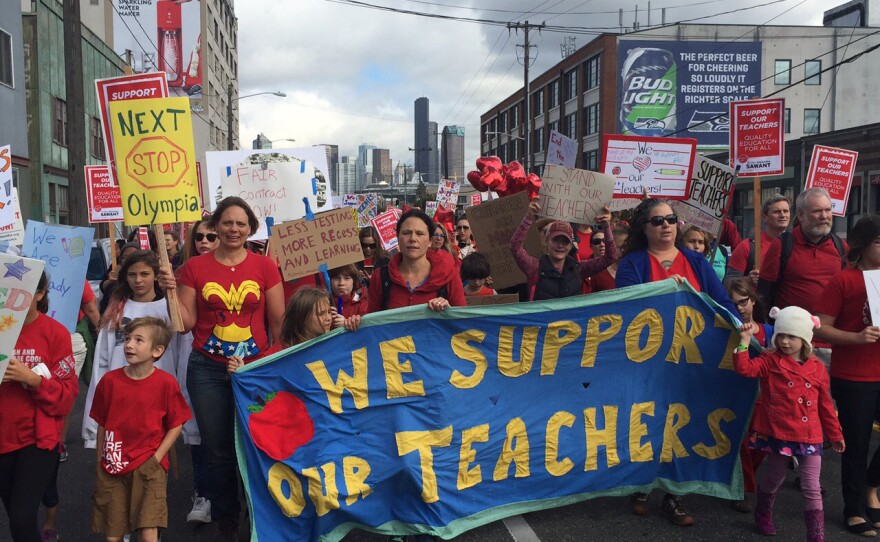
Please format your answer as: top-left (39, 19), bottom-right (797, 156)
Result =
top-left (400, 0), bottom-right (731, 16)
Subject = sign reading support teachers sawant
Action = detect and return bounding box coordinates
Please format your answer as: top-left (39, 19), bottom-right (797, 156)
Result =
top-left (232, 281), bottom-right (755, 542)
top-left (108, 97), bottom-right (201, 225)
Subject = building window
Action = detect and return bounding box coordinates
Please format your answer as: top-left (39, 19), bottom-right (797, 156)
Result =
top-left (549, 80), bottom-right (560, 109)
top-left (565, 69), bottom-right (577, 101)
top-left (500, 143), bottom-right (508, 163)
top-left (533, 127), bottom-right (544, 153)
top-left (583, 149), bottom-right (599, 171)
top-left (0, 29), bottom-right (12, 87)
top-left (784, 108), bottom-right (791, 133)
top-left (498, 112), bottom-right (507, 132)
top-left (774, 59), bottom-right (791, 85)
top-left (534, 89), bottom-right (544, 115)
top-left (584, 54), bottom-right (600, 90)
top-left (804, 108), bottom-right (820, 134)
top-left (48, 182), bottom-right (69, 224)
top-left (510, 139), bottom-right (519, 161)
top-left (549, 119), bottom-right (559, 135)
top-left (565, 112), bottom-right (577, 138)
top-left (510, 105), bottom-right (518, 128)
top-left (52, 97), bottom-right (68, 146)
top-left (805, 60), bottom-right (821, 85)
top-left (584, 103), bottom-right (599, 136)
top-left (90, 117), bottom-right (105, 160)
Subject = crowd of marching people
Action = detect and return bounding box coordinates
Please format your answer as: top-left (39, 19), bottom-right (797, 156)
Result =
top-left (4, 187), bottom-right (880, 542)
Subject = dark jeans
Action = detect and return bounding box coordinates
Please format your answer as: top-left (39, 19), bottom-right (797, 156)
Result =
top-left (831, 378), bottom-right (880, 519)
top-left (187, 350), bottom-right (240, 523)
top-left (0, 445), bottom-right (59, 542)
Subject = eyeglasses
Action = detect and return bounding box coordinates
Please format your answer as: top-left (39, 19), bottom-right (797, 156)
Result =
top-left (734, 297), bottom-right (753, 308)
top-left (648, 214), bottom-right (679, 227)
top-left (360, 242), bottom-right (377, 249)
top-left (590, 237), bottom-right (604, 246)
top-left (432, 234), bottom-right (447, 240)
top-left (194, 233), bottom-right (218, 242)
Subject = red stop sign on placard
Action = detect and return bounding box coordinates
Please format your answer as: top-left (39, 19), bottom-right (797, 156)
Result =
top-left (124, 136), bottom-right (190, 189)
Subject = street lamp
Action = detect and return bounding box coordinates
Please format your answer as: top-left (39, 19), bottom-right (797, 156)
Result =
top-left (270, 138), bottom-right (296, 144)
top-left (227, 83), bottom-right (286, 150)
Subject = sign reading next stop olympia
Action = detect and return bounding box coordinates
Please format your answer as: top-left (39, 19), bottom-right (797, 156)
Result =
top-left (108, 97), bottom-right (201, 225)
top-left (232, 281), bottom-right (755, 542)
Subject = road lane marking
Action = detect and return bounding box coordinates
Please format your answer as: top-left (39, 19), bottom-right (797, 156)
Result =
top-left (502, 515), bottom-right (542, 542)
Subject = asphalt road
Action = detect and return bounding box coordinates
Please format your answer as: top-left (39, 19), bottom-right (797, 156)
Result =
top-left (2, 385), bottom-right (864, 541)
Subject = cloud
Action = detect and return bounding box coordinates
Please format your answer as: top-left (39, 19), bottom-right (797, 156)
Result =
top-left (237, 0), bottom-right (825, 175)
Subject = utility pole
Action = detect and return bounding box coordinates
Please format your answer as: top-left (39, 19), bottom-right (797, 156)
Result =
top-left (64, 0), bottom-right (87, 226)
top-left (508, 21), bottom-right (544, 175)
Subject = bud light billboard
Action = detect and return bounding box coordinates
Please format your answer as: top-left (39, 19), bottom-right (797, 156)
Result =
top-left (617, 40), bottom-right (762, 148)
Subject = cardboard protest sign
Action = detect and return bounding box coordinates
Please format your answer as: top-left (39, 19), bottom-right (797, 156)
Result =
top-left (0, 145), bottom-right (15, 229)
top-left (546, 129), bottom-right (578, 168)
top-left (271, 208), bottom-right (363, 281)
top-left (85, 165), bottom-right (124, 223)
top-left (465, 293), bottom-right (519, 306)
top-left (205, 147), bottom-right (332, 213)
top-left (669, 156), bottom-right (736, 235)
top-left (222, 160), bottom-right (327, 239)
top-left (22, 222), bottom-right (94, 332)
top-left (424, 201), bottom-right (439, 218)
top-left (370, 210), bottom-right (400, 252)
top-left (805, 145), bottom-right (859, 216)
top-left (0, 189), bottom-right (24, 245)
top-left (232, 280), bottom-right (752, 542)
top-left (108, 97), bottom-right (201, 225)
top-left (539, 165), bottom-right (616, 224)
top-left (0, 255), bottom-right (46, 382)
top-left (437, 179), bottom-right (461, 209)
top-left (466, 191), bottom-right (541, 290)
top-left (357, 194), bottom-right (378, 228)
top-left (730, 98), bottom-right (785, 177)
top-left (95, 73), bottom-right (169, 186)
top-left (602, 134), bottom-right (696, 199)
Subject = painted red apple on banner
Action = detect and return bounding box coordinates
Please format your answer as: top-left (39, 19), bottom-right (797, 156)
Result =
top-left (247, 391), bottom-right (314, 461)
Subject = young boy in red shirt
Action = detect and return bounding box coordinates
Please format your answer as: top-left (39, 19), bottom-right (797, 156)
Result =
top-left (90, 317), bottom-right (191, 542)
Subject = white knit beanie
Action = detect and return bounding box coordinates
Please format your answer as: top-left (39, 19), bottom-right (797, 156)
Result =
top-left (769, 306), bottom-right (820, 354)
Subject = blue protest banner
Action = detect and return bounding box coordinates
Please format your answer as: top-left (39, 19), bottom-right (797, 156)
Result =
top-left (232, 280), bottom-right (753, 542)
top-left (22, 221), bottom-right (94, 332)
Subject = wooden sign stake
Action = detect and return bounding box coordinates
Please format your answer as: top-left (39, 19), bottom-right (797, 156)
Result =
top-left (753, 176), bottom-right (762, 270)
top-left (109, 223), bottom-right (118, 272)
top-left (152, 224), bottom-right (184, 332)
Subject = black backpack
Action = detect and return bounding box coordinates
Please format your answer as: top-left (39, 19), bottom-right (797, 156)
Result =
top-left (379, 265), bottom-right (448, 310)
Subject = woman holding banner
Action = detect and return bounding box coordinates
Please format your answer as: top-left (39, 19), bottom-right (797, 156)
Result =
top-left (159, 196), bottom-right (284, 537)
top-left (616, 198), bottom-right (738, 527)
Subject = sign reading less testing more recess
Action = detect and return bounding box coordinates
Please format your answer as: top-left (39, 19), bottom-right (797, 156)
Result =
top-left (108, 97), bottom-right (202, 225)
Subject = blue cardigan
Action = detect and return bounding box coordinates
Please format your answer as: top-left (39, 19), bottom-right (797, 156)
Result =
top-left (616, 247), bottom-right (739, 316)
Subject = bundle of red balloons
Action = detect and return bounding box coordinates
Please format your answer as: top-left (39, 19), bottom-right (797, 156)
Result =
top-left (466, 156), bottom-right (542, 199)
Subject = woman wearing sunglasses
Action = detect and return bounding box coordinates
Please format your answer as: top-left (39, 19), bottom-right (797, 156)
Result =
top-left (357, 227), bottom-right (389, 286)
top-left (179, 220), bottom-right (220, 266)
top-left (616, 198), bottom-right (738, 527)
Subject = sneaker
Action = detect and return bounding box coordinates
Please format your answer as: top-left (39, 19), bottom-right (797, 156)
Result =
top-left (40, 529), bottom-right (59, 542)
top-left (58, 443), bottom-right (68, 463)
top-left (187, 495), bottom-right (212, 523)
top-left (661, 494), bottom-right (695, 527)
top-left (630, 492), bottom-right (649, 516)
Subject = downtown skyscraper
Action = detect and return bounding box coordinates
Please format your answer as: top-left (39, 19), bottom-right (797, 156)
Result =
top-left (414, 97), bottom-right (440, 183)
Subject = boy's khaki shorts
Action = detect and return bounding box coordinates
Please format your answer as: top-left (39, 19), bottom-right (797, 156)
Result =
top-left (92, 455), bottom-right (168, 537)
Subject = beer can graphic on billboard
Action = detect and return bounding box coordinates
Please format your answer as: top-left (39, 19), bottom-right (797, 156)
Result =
top-left (620, 48), bottom-right (677, 136)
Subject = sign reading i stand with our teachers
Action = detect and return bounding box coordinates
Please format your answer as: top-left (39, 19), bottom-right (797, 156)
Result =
top-left (0, 254), bottom-right (45, 382)
top-left (22, 222), bottom-right (94, 332)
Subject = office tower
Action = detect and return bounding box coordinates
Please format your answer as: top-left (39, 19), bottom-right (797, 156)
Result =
top-left (441, 125), bottom-right (465, 180)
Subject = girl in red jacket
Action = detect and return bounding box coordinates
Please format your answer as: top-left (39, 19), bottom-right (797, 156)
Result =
top-left (736, 305), bottom-right (844, 542)
top-left (0, 270), bottom-right (79, 542)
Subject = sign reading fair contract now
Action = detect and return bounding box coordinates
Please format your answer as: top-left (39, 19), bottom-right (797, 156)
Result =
top-left (108, 97), bottom-right (201, 225)
top-left (730, 98), bottom-right (785, 177)
top-left (805, 145), bottom-right (859, 216)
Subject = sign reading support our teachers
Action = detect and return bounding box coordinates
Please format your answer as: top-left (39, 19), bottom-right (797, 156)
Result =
top-left (232, 281), bottom-right (755, 542)
top-left (108, 97), bottom-right (202, 225)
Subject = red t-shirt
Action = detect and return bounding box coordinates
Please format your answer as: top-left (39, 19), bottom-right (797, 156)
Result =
top-left (648, 252), bottom-right (701, 292)
top-left (816, 267), bottom-right (880, 381)
top-left (575, 229), bottom-right (594, 261)
top-left (728, 231), bottom-right (775, 274)
top-left (78, 279), bottom-right (96, 321)
top-left (760, 226), bottom-right (846, 316)
top-left (465, 285), bottom-right (495, 297)
top-left (90, 368), bottom-right (191, 475)
top-left (177, 252), bottom-right (282, 362)
top-left (0, 314), bottom-right (78, 453)
top-left (591, 267), bottom-right (617, 293)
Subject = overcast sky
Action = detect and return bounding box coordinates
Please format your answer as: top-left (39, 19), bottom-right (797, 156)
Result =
top-left (236, 0), bottom-right (825, 172)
